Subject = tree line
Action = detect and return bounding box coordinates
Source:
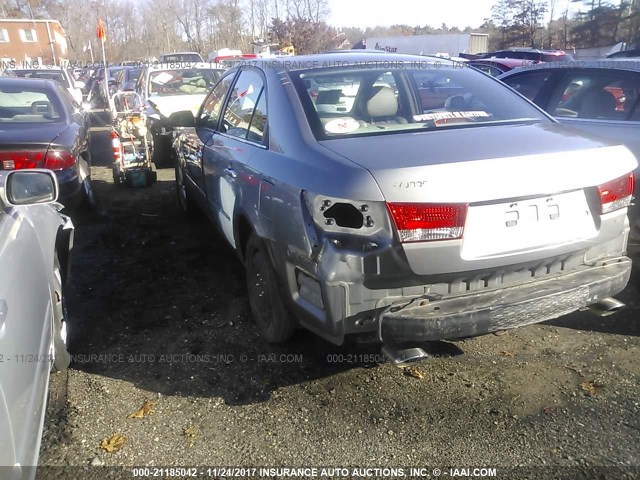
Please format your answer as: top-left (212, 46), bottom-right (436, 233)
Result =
top-left (1, 0), bottom-right (638, 62)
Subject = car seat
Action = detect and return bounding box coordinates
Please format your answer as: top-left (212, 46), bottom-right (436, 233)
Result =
top-left (579, 88), bottom-right (618, 119)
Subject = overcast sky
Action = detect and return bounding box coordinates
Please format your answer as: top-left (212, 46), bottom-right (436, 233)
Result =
top-left (327, 0), bottom-right (575, 30)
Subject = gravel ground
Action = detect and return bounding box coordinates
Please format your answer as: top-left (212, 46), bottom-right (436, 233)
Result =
top-left (36, 123), bottom-right (640, 480)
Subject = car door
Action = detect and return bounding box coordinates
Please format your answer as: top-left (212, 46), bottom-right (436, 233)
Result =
top-left (0, 203), bottom-right (53, 469)
top-left (202, 67), bottom-right (268, 248)
top-left (182, 71), bottom-right (238, 205)
top-left (543, 69), bottom-right (640, 159)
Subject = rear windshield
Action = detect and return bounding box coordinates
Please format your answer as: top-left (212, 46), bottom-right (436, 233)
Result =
top-left (149, 69), bottom-right (220, 95)
top-left (0, 86), bottom-right (62, 123)
top-left (161, 54), bottom-right (202, 63)
top-left (292, 63), bottom-right (548, 139)
top-left (127, 68), bottom-right (142, 82)
top-left (8, 70), bottom-right (68, 87)
top-left (541, 53), bottom-right (574, 62)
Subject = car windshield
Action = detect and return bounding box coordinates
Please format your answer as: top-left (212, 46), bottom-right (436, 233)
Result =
top-left (8, 70), bottom-right (68, 87)
top-left (292, 63), bottom-right (548, 139)
top-left (149, 69), bottom-right (219, 95)
top-left (0, 86), bottom-right (63, 123)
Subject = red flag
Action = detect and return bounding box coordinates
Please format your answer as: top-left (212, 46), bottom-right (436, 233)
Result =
top-left (96, 19), bottom-right (106, 41)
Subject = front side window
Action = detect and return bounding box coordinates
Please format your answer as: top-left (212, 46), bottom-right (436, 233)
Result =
top-left (293, 62), bottom-right (548, 139)
top-left (198, 73), bottom-right (235, 130)
top-left (549, 71), bottom-right (640, 120)
top-left (149, 69), bottom-right (219, 96)
top-left (220, 69), bottom-right (267, 144)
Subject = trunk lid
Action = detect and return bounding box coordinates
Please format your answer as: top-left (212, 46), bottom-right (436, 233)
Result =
top-left (320, 123), bottom-right (638, 271)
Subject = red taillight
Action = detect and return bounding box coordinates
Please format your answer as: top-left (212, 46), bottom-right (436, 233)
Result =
top-left (0, 150), bottom-right (46, 170)
top-left (597, 172), bottom-right (635, 214)
top-left (387, 203), bottom-right (468, 242)
top-left (44, 150), bottom-right (75, 170)
top-left (111, 130), bottom-right (122, 162)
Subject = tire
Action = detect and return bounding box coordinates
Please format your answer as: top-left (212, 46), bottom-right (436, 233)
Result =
top-left (152, 134), bottom-right (172, 168)
top-left (52, 253), bottom-right (71, 371)
top-left (245, 233), bottom-right (296, 343)
top-left (175, 163), bottom-right (197, 217)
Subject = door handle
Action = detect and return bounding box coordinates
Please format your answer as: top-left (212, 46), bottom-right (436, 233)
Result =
top-left (223, 167), bottom-right (237, 179)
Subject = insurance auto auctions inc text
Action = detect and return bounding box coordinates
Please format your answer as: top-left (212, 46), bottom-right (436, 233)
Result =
top-left (246, 467), bottom-right (497, 478)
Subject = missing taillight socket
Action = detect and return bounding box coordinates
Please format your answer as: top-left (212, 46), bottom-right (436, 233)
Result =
top-left (323, 203), bottom-right (364, 229)
top-left (387, 202), bottom-right (468, 242)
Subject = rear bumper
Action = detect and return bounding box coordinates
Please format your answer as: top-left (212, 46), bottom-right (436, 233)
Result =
top-left (379, 257), bottom-right (631, 343)
top-left (56, 169), bottom-right (83, 209)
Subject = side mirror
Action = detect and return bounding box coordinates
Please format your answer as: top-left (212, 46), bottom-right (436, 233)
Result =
top-left (166, 110), bottom-right (195, 127)
top-left (2, 170), bottom-right (58, 206)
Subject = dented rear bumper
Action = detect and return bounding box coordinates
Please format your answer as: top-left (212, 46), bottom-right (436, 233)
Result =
top-left (378, 256), bottom-right (631, 343)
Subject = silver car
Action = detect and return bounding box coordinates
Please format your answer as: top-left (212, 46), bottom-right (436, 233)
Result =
top-left (168, 53), bottom-right (638, 346)
top-left (0, 170), bottom-right (73, 478)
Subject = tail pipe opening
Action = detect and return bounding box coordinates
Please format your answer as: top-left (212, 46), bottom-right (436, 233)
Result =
top-left (588, 297), bottom-right (625, 317)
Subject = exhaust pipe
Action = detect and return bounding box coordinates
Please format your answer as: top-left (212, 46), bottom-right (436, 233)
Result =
top-left (588, 297), bottom-right (625, 317)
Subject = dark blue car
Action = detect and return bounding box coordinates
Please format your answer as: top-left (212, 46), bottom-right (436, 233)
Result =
top-left (0, 77), bottom-right (95, 210)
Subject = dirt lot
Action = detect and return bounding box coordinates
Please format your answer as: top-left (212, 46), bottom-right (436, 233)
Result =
top-left (37, 120), bottom-right (640, 480)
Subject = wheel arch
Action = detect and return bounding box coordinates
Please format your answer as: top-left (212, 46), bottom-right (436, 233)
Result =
top-left (54, 224), bottom-right (73, 285)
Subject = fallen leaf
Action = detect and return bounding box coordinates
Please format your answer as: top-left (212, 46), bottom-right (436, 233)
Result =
top-left (100, 433), bottom-right (126, 453)
top-left (500, 351), bottom-right (514, 357)
top-left (580, 380), bottom-right (599, 395)
top-left (127, 400), bottom-right (155, 419)
top-left (543, 406), bottom-right (554, 415)
top-left (402, 365), bottom-right (425, 379)
top-left (183, 425), bottom-right (197, 438)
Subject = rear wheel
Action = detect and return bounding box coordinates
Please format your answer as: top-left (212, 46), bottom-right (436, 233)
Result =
top-left (245, 233), bottom-right (296, 343)
top-left (51, 253), bottom-right (70, 371)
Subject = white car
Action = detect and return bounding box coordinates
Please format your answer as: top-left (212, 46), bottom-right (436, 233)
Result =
top-left (134, 62), bottom-right (225, 166)
top-left (0, 169), bottom-right (73, 479)
top-left (3, 67), bottom-right (84, 105)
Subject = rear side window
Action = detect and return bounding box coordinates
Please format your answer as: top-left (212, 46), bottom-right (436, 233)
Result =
top-left (501, 71), bottom-right (553, 102)
top-left (549, 71), bottom-right (640, 120)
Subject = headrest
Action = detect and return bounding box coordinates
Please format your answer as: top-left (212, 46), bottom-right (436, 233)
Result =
top-left (365, 86), bottom-right (398, 118)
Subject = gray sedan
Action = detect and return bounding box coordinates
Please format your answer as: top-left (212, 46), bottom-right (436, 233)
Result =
top-left (0, 170), bottom-right (73, 478)
top-left (167, 53), bottom-right (637, 346)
